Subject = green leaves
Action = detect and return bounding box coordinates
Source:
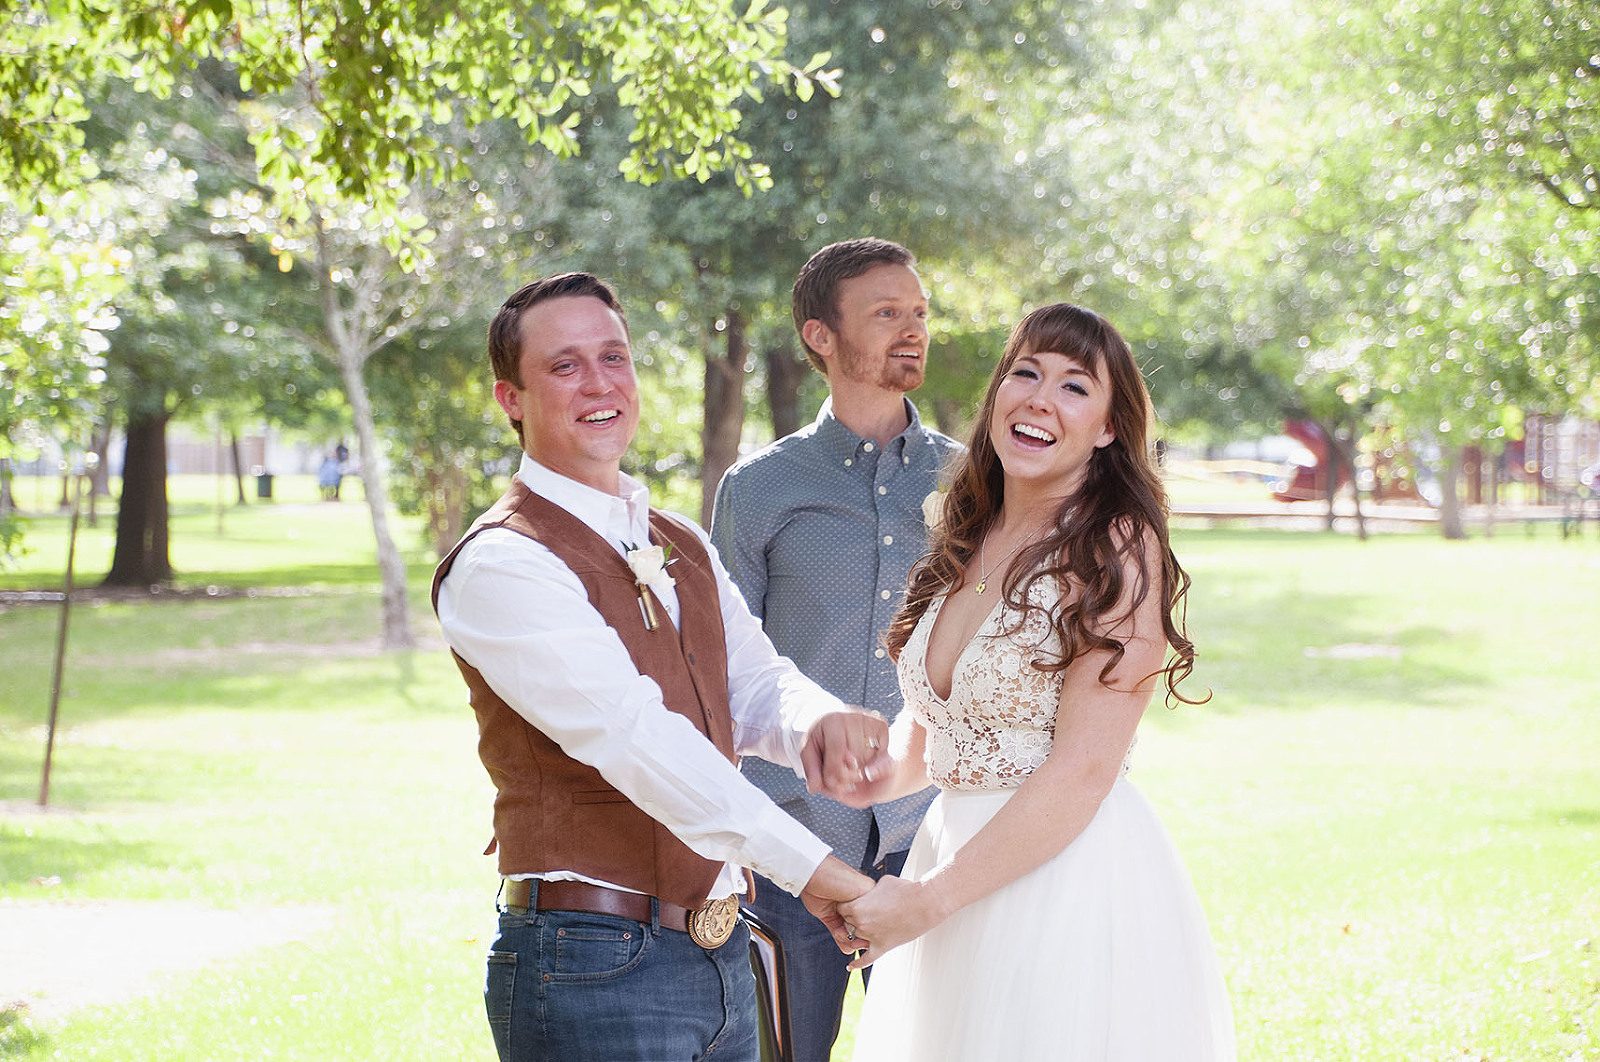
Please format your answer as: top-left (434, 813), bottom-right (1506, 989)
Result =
top-left (1, 179), bottom-right (139, 460)
top-left (3, 0), bottom-right (814, 223)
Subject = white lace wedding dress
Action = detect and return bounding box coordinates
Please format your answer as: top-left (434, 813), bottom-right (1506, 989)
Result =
top-left (851, 579), bottom-right (1236, 1062)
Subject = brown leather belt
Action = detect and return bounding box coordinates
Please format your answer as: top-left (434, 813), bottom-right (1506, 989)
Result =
top-left (502, 879), bottom-right (742, 948)
top-left (504, 879), bottom-right (693, 932)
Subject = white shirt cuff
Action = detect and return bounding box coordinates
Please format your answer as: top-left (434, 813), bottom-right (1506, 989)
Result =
top-left (743, 803), bottom-right (832, 896)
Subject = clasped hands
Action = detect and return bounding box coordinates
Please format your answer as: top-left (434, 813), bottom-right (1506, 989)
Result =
top-left (800, 865), bottom-right (947, 971)
top-left (799, 708), bottom-right (894, 803)
top-left (796, 710), bottom-right (943, 966)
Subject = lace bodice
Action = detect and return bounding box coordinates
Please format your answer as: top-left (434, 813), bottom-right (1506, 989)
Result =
top-left (899, 578), bottom-right (1132, 791)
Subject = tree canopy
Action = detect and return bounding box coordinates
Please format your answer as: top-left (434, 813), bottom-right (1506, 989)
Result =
top-left (0, 0), bottom-right (831, 635)
top-left (2, 0), bottom-right (832, 206)
top-left (5, 0), bottom-right (1599, 577)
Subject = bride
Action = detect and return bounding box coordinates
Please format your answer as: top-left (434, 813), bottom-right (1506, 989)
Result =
top-left (836, 303), bottom-right (1236, 1061)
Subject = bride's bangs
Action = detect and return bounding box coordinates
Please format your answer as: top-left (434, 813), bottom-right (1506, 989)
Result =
top-left (1010, 305), bottom-right (1115, 380)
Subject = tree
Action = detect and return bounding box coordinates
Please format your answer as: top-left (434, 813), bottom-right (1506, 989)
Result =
top-left (0, 129), bottom-right (128, 556)
top-left (971, 0), bottom-right (1285, 444)
top-left (376, 319), bottom-right (505, 560)
top-left (75, 70), bottom-right (321, 585)
top-left (1381, 0), bottom-right (1599, 216)
top-left (1021, 0), bottom-right (1598, 538)
top-left (545, 0), bottom-right (1089, 520)
top-left (1306, 0), bottom-right (1600, 533)
top-left (3, 0), bottom-right (833, 641)
top-left (226, 174), bottom-right (518, 646)
top-left (0, 178), bottom-right (120, 557)
top-left (2, 0), bottom-right (829, 210)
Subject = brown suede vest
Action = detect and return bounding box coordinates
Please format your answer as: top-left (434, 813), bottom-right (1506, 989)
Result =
top-left (430, 479), bottom-right (734, 910)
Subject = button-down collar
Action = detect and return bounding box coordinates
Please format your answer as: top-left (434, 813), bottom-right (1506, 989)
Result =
top-left (810, 396), bottom-right (935, 470)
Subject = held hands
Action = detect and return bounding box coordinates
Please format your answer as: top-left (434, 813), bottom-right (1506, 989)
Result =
top-left (801, 709), bottom-right (893, 804)
top-left (837, 874), bottom-right (953, 970)
top-left (799, 856), bottom-right (876, 953)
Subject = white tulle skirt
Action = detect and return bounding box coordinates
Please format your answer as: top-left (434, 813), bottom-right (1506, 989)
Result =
top-left (850, 779), bottom-right (1236, 1062)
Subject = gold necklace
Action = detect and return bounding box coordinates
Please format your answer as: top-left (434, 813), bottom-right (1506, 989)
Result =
top-left (972, 524), bottom-right (1041, 595)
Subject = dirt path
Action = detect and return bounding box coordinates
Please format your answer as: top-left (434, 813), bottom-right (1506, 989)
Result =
top-left (0, 899), bottom-right (335, 1023)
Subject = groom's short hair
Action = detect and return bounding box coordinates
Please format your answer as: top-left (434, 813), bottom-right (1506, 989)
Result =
top-left (489, 272), bottom-right (628, 387)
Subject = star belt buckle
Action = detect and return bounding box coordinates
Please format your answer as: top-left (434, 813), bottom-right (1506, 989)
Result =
top-left (687, 895), bottom-right (740, 948)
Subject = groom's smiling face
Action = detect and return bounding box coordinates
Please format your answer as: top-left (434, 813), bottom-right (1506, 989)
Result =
top-left (493, 294), bottom-right (639, 492)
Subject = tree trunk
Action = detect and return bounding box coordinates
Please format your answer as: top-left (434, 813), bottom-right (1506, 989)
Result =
top-left (1437, 444), bottom-right (1466, 540)
top-left (1483, 453), bottom-right (1498, 538)
top-left (87, 418), bottom-right (112, 527)
top-left (700, 306), bottom-right (748, 525)
top-left (230, 433), bottom-right (248, 504)
top-left (1320, 421), bottom-right (1339, 532)
top-left (1348, 463), bottom-right (1367, 541)
top-left (933, 398), bottom-right (964, 438)
top-left (336, 348), bottom-right (415, 650)
top-left (1328, 426), bottom-right (1367, 541)
top-left (104, 412), bottom-right (174, 586)
top-left (425, 459), bottom-right (469, 559)
top-left (0, 456), bottom-right (15, 557)
top-left (764, 338), bottom-right (806, 442)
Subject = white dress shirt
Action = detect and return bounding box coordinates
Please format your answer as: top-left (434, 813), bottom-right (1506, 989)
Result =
top-left (436, 454), bottom-right (837, 898)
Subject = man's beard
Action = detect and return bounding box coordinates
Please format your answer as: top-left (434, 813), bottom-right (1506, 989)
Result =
top-left (836, 336), bottom-right (924, 392)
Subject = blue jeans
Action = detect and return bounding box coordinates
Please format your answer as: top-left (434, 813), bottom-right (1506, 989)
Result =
top-left (485, 887), bottom-right (759, 1062)
top-left (745, 849), bottom-right (907, 1062)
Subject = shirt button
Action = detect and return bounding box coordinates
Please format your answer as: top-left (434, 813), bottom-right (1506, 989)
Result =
top-left (844, 458), bottom-right (853, 467)
top-left (874, 648), bottom-right (887, 658)
top-left (864, 442), bottom-right (876, 452)
top-left (880, 589), bottom-right (892, 600)
top-left (883, 535), bottom-right (894, 545)
top-left (877, 485), bottom-right (887, 495)
top-left (902, 455), bottom-right (909, 465)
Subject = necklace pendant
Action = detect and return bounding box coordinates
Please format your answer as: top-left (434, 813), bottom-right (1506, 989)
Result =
top-left (973, 580), bottom-right (986, 595)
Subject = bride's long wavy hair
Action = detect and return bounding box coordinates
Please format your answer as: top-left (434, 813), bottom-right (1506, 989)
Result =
top-left (886, 303), bottom-right (1203, 706)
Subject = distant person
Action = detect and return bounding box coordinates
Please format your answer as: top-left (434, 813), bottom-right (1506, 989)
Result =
top-left (710, 238), bottom-right (960, 1062)
top-left (317, 453), bottom-right (341, 501)
top-left (837, 303), bottom-right (1236, 1060)
top-left (431, 271), bottom-right (891, 1062)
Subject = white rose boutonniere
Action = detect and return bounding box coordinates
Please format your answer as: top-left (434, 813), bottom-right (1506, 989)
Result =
top-left (921, 489), bottom-right (949, 531)
top-left (624, 542), bottom-right (676, 631)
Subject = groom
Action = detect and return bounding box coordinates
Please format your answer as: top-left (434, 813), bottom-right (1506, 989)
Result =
top-left (433, 271), bottom-right (890, 1062)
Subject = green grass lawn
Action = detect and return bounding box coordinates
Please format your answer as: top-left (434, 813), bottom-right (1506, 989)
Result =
top-left (2, 481), bottom-right (1597, 1060)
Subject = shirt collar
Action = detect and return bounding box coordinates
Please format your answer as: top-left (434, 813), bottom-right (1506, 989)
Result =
top-left (516, 453), bottom-right (652, 545)
top-left (811, 395), bottom-right (930, 464)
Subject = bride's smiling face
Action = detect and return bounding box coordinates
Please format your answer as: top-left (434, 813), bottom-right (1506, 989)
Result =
top-left (988, 349), bottom-right (1115, 499)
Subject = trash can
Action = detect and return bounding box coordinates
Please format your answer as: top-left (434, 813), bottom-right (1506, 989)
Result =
top-left (256, 472), bottom-right (274, 499)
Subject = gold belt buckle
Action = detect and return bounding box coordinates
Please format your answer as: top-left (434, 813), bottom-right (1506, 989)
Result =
top-left (687, 895), bottom-right (740, 948)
